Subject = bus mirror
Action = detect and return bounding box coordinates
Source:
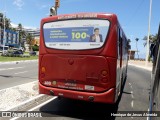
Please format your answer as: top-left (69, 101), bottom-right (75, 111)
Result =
top-left (50, 6), bottom-right (56, 16)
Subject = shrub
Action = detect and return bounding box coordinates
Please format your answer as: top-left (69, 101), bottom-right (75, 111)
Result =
top-left (32, 45), bottom-right (39, 51)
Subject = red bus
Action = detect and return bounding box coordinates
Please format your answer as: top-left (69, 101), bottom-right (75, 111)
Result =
top-left (39, 13), bottom-right (128, 104)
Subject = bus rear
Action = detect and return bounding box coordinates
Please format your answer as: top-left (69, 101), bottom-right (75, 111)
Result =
top-left (39, 13), bottom-right (123, 103)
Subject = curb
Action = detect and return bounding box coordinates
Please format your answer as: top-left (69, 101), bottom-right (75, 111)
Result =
top-left (0, 59), bottom-right (38, 65)
top-left (128, 63), bottom-right (152, 71)
top-left (1, 81), bottom-right (53, 111)
top-left (0, 81), bottom-right (37, 92)
top-left (5, 94), bottom-right (48, 111)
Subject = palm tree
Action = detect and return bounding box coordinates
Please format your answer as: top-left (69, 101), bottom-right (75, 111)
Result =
top-left (17, 23), bottom-right (26, 47)
top-left (18, 23), bottom-right (22, 31)
top-left (135, 38), bottom-right (139, 59)
top-left (0, 13), bottom-right (3, 26)
top-left (143, 34), bottom-right (158, 47)
top-left (0, 12), bottom-right (11, 29)
top-left (26, 33), bottom-right (34, 51)
top-left (5, 18), bottom-right (11, 29)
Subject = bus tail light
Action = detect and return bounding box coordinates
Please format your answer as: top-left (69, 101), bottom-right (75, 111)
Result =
top-left (101, 70), bottom-right (108, 77)
top-left (41, 67), bottom-right (46, 73)
top-left (41, 67), bottom-right (46, 79)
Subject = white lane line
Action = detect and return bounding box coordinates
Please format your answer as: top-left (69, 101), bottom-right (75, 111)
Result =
top-left (131, 100), bottom-right (134, 108)
top-left (14, 71), bottom-right (28, 75)
top-left (130, 85), bottom-right (133, 89)
top-left (147, 109), bottom-right (149, 120)
top-left (0, 67), bottom-right (25, 71)
top-left (28, 97), bottom-right (57, 111)
top-left (129, 83), bottom-right (131, 85)
top-left (10, 97), bottom-right (57, 120)
top-left (131, 94), bottom-right (134, 99)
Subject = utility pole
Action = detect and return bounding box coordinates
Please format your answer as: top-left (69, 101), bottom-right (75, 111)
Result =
top-left (50, 0), bottom-right (60, 16)
top-left (145, 0), bottom-right (152, 66)
top-left (2, 0), bottom-right (6, 54)
top-left (2, 12), bottom-right (6, 54)
top-left (55, 0), bottom-right (60, 15)
top-left (0, 13), bottom-right (2, 46)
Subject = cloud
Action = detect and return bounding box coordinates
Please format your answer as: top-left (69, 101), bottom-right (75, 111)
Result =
top-left (13, 0), bottom-right (24, 10)
top-left (40, 4), bottom-right (49, 9)
top-left (35, 3), bottom-right (50, 10)
top-left (11, 23), bottom-right (38, 30)
top-left (10, 23), bottom-right (18, 28)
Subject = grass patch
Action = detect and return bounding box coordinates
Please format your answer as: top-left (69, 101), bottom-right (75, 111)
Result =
top-left (0, 56), bottom-right (38, 62)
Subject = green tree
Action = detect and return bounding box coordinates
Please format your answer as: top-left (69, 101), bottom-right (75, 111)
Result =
top-left (0, 12), bottom-right (11, 29)
top-left (135, 38), bottom-right (139, 59)
top-left (143, 34), bottom-right (158, 47)
top-left (17, 23), bottom-right (26, 47)
top-left (26, 33), bottom-right (34, 51)
top-left (5, 18), bottom-right (11, 29)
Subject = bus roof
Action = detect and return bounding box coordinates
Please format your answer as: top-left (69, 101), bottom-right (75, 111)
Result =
top-left (41, 13), bottom-right (117, 22)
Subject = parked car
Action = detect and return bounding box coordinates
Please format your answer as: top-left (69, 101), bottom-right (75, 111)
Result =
top-left (12, 50), bottom-right (23, 57)
top-left (4, 50), bottom-right (23, 57)
top-left (29, 51), bottom-right (36, 56)
top-left (0, 46), bottom-right (9, 53)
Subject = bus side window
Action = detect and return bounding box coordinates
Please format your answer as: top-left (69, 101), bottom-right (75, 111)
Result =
top-left (118, 28), bottom-right (121, 55)
top-left (117, 28), bottom-right (123, 67)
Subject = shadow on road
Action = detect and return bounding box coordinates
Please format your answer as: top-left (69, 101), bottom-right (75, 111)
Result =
top-left (39, 78), bottom-right (127, 120)
top-left (0, 74), bottom-right (37, 79)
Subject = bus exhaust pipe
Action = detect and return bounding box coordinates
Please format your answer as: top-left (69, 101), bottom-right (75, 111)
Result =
top-left (88, 96), bottom-right (94, 102)
top-left (50, 90), bottom-right (54, 96)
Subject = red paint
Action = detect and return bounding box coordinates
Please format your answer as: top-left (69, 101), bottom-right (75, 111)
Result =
top-left (39, 13), bottom-right (128, 103)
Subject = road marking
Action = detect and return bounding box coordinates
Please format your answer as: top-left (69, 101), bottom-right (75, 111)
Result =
top-left (14, 71), bottom-right (28, 75)
top-left (129, 83), bottom-right (131, 85)
top-left (0, 81), bottom-right (37, 92)
top-left (130, 90), bottom-right (134, 98)
top-left (131, 94), bottom-right (134, 99)
top-left (131, 100), bottom-right (134, 108)
top-left (130, 85), bottom-right (133, 89)
top-left (0, 67), bottom-right (25, 71)
top-left (10, 97), bottom-right (57, 120)
top-left (28, 96), bottom-right (57, 111)
top-left (147, 109), bottom-right (149, 120)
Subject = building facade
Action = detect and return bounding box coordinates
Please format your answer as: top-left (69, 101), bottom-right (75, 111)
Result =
top-left (0, 27), bottom-right (19, 47)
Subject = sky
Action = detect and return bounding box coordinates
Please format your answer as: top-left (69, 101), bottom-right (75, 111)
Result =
top-left (0, 0), bottom-right (160, 58)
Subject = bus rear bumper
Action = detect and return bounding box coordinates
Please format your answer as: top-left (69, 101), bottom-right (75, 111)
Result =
top-left (39, 82), bottom-right (115, 104)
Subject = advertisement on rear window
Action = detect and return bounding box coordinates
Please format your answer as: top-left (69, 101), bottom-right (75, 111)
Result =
top-left (43, 19), bottom-right (110, 50)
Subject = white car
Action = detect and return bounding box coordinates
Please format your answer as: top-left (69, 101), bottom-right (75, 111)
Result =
top-left (0, 46), bottom-right (9, 53)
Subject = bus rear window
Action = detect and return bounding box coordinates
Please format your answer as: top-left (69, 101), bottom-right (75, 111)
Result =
top-left (43, 19), bottom-right (110, 50)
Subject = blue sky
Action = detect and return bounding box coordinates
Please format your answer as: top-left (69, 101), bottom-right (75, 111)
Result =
top-left (0, 0), bottom-right (160, 58)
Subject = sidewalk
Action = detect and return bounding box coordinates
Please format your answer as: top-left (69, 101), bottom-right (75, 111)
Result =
top-left (0, 81), bottom-right (39, 110)
top-left (128, 60), bottom-right (152, 71)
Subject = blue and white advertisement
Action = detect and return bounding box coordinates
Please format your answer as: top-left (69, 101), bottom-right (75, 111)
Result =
top-left (43, 19), bottom-right (110, 50)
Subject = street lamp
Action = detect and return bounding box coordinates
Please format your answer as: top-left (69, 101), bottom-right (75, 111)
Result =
top-left (2, 12), bottom-right (6, 54)
top-left (50, 6), bottom-right (57, 16)
top-left (145, 0), bottom-right (152, 66)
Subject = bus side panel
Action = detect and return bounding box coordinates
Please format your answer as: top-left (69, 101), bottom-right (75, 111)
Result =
top-left (102, 15), bottom-right (118, 58)
top-left (106, 57), bottom-right (117, 88)
top-left (39, 20), bottom-right (47, 55)
top-left (39, 83), bottom-right (116, 104)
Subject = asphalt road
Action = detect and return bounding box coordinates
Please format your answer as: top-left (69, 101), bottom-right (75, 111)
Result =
top-left (14, 65), bottom-right (151, 120)
top-left (0, 61), bottom-right (38, 90)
